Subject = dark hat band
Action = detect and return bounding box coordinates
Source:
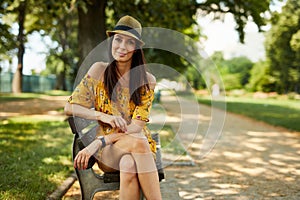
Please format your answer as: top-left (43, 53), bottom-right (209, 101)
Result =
top-left (114, 25), bottom-right (141, 40)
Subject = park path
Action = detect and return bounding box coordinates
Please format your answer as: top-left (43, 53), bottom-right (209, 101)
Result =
top-left (158, 94), bottom-right (300, 199)
top-left (63, 93), bottom-right (300, 199)
top-left (0, 95), bottom-right (67, 120)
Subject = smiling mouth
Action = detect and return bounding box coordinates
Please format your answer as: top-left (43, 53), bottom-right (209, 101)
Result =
top-left (118, 52), bottom-right (126, 57)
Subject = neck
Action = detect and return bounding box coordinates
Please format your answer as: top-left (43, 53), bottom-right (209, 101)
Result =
top-left (116, 61), bottom-right (131, 87)
top-left (116, 61), bottom-right (131, 76)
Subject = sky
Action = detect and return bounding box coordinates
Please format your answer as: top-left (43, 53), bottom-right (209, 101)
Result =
top-left (196, 0), bottom-right (286, 62)
top-left (197, 13), bottom-right (266, 62)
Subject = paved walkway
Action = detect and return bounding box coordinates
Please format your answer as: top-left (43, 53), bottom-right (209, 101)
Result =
top-left (159, 95), bottom-right (300, 199)
top-left (63, 94), bottom-right (300, 199)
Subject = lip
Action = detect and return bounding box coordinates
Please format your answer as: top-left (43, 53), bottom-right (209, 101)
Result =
top-left (117, 52), bottom-right (126, 57)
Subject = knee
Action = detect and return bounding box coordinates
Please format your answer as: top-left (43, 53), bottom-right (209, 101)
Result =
top-left (131, 137), bottom-right (151, 154)
top-left (119, 154), bottom-right (136, 173)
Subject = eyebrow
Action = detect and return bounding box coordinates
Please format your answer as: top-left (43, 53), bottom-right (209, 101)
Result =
top-left (115, 34), bottom-right (135, 42)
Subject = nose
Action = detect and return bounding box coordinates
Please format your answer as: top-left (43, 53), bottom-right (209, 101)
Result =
top-left (119, 40), bottom-right (126, 49)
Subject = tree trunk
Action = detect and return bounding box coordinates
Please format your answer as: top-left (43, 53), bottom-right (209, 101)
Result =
top-left (12, 0), bottom-right (27, 93)
top-left (55, 66), bottom-right (67, 91)
top-left (78, 0), bottom-right (107, 64)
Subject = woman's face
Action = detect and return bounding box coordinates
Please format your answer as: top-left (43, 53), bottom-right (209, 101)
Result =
top-left (111, 34), bottom-right (137, 63)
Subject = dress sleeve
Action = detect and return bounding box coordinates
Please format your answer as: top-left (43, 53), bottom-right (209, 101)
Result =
top-left (68, 74), bottom-right (97, 108)
top-left (132, 88), bottom-right (154, 122)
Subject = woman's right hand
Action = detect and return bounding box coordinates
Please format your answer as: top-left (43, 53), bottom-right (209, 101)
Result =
top-left (97, 113), bottom-right (127, 132)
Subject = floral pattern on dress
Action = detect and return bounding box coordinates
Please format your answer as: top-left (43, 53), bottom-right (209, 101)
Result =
top-left (68, 73), bottom-right (156, 154)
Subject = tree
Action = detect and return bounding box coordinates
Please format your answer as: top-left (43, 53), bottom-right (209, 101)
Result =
top-left (0, 2), bottom-right (15, 67)
top-left (41, 1), bottom-right (79, 90)
top-left (198, 0), bottom-right (273, 43)
top-left (210, 52), bottom-right (254, 90)
top-left (75, 0), bottom-right (275, 71)
top-left (77, 0), bottom-right (106, 63)
top-left (224, 56), bottom-right (253, 86)
top-left (265, 0), bottom-right (300, 93)
top-left (246, 60), bottom-right (276, 92)
top-left (0, 0), bottom-right (278, 92)
top-left (11, 0), bottom-right (27, 93)
top-left (1, 0), bottom-right (55, 93)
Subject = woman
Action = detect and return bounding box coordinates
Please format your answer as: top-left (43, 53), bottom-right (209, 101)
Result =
top-left (64, 15), bottom-right (162, 200)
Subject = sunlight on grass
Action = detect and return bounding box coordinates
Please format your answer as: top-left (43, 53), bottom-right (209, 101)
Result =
top-left (0, 118), bottom-right (74, 200)
top-left (0, 93), bottom-right (41, 103)
top-left (8, 115), bottom-right (66, 123)
top-left (197, 95), bottom-right (300, 131)
top-left (0, 90), bottom-right (71, 103)
top-left (44, 90), bottom-right (72, 96)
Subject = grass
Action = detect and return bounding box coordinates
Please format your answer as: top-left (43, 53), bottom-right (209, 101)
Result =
top-left (0, 91), bottom-right (186, 199)
top-left (0, 117), bottom-right (74, 200)
top-left (197, 95), bottom-right (300, 132)
top-left (0, 93), bottom-right (41, 103)
top-left (0, 90), bottom-right (71, 103)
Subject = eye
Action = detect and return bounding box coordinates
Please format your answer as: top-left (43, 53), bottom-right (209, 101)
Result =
top-left (127, 39), bottom-right (136, 46)
top-left (114, 37), bottom-right (122, 43)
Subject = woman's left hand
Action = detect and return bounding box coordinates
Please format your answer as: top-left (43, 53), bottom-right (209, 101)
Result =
top-left (74, 139), bottom-right (102, 170)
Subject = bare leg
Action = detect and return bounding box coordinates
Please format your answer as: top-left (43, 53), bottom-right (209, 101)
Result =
top-left (99, 133), bottom-right (162, 200)
top-left (132, 152), bottom-right (161, 199)
top-left (119, 154), bottom-right (140, 200)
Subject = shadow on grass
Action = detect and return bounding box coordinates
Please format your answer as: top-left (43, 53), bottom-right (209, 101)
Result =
top-left (0, 120), bottom-right (74, 200)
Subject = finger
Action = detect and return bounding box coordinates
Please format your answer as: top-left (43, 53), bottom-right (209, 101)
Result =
top-left (77, 155), bottom-right (83, 169)
top-left (75, 151), bottom-right (84, 169)
top-left (114, 117), bottom-right (122, 128)
top-left (115, 117), bottom-right (127, 131)
top-left (79, 156), bottom-right (85, 170)
top-left (74, 154), bottom-right (80, 168)
top-left (83, 155), bottom-right (90, 169)
top-left (110, 120), bottom-right (116, 128)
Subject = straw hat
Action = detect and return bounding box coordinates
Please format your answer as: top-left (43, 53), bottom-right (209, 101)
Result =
top-left (106, 15), bottom-right (145, 46)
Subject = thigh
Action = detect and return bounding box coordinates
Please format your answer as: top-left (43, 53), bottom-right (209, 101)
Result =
top-left (98, 133), bottom-right (148, 172)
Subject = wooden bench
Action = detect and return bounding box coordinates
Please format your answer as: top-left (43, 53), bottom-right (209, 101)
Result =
top-left (68, 116), bottom-right (165, 200)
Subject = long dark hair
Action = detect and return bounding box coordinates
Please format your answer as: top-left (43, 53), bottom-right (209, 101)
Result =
top-left (104, 36), bottom-right (149, 105)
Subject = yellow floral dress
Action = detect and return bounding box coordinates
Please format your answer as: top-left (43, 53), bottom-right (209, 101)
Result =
top-left (68, 74), bottom-right (156, 154)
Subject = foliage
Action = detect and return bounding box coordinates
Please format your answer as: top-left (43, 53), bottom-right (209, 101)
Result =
top-left (0, 119), bottom-right (73, 200)
top-left (1, 0), bottom-right (277, 91)
top-left (35, 1), bottom-right (79, 90)
top-left (80, 0), bottom-right (274, 81)
top-left (0, 4), bottom-right (15, 62)
top-left (210, 52), bottom-right (254, 91)
top-left (185, 65), bottom-right (206, 90)
top-left (265, 0), bottom-right (300, 94)
top-left (197, 0), bottom-right (274, 43)
top-left (246, 60), bottom-right (277, 92)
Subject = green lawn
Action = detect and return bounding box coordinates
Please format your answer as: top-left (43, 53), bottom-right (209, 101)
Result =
top-left (0, 118), bottom-right (74, 200)
top-left (0, 90), bottom-right (71, 103)
top-left (197, 95), bottom-right (300, 131)
top-left (0, 92), bottom-right (181, 200)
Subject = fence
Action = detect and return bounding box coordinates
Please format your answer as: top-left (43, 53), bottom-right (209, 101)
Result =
top-left (0, 73), bottom-right (57, 93)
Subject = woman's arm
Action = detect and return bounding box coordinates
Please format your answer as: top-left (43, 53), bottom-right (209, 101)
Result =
top-left (64, 102), bottom-right (99, 120)
top-left (125, 119), bottom-right (146, 134)
top-left (64, 102), bottom-right (128, 132)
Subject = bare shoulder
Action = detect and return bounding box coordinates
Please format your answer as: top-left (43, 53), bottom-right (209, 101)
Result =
top-left (146, 72), bottom-right (156, 90)
top-left (87, 62), bottom-right (108, 81)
